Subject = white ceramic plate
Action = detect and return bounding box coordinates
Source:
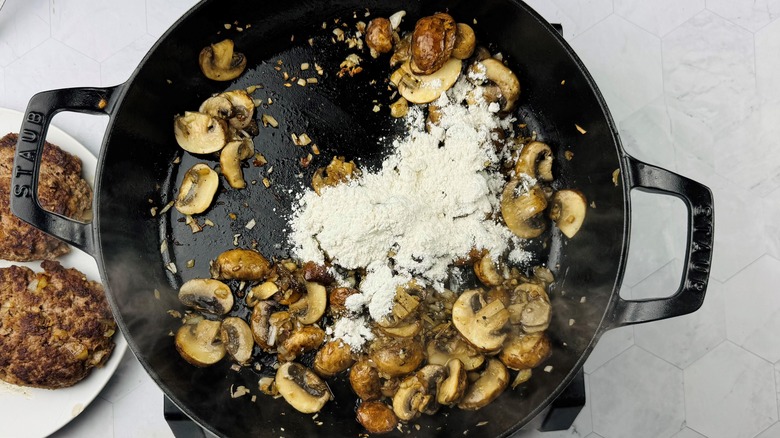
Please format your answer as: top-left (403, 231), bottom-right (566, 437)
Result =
top-left (0, 107), bottom-right (128, 438)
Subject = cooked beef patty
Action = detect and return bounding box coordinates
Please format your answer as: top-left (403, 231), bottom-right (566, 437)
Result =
top-left (0, 260), bottom-right (116, 389)
top-left (0, 133), bottom-right (93, 261)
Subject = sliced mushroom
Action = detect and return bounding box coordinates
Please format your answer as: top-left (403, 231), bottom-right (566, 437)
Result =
top-left (288, 281), bottom-right (327, 325)
top-left (416, 364), bottom-right (447, 415)
top-left (426, 334), bottom-right (484, 371)
top-left (369, 337), bottom-right (425, 377)
top-left (390, 33), bottom-right (412, 67)
top-left (507, 283), bottom-right (551, 330)
top-left (479, 58), bottom-right (520, 112)
top-left (451, 23), bottom-right (476, 59)
top-left (199, 39), bottom-right (247, 81)
top-left (175, 319), bottom-right (226, 367)
top-left (247, 281), bottom-right (279, 305)
top-left (511, 368), bottom-right (533, 389)
top-left (474, 253), bottom-right (503, 287)
top-left (365, 17), bottom-right (394, 56)
top-left (275, 362), bottom-right (332, 414)
top-left (174, 112), bottom-right (229, 154)
top-left (549, 189), bottom-right (587, 238)
top-left (391, 58), bottom-right (462, 104)
top-left (313, 340), bottom-right (354, 377)
top-left (349, 360), bottom-right (382, 401)
top-left (378, 319), bottom-right (422, 338)
top-left (199, 94), bottom-right (233, 120)
top-left (499, 332), bottom-right (552, 370)
top-left (500, 180), bottom-right (548, 239)
top-left (515, 141), bottom-right (553, 182)
top-left (271, 263), bottom-right (306, 306)
top-left (392, 374), bottom-right (428, 421)
top-left (266, 311), bottom-right (294, 350)
top-left (452, 289), bottom-right (509, 353)
top-left (175, 163), bottom-right (219, 215)
top-left (278, 325), bottom-right (325, 362)
top-left (220, 317), bottom-right (254, 364)
top-left (457, 358), bottom-right (509, 410)
top-left (518, 285), bottom-right (551, 333)
top-left (178, 278), bottom-right (234, 315)
top-left (437, 359), bottom-right (467, 405)
top-left (221, 90), bottom-right (256, 129)
top-left (381, 377), bottom-right (401, 398)
top-left (357, 401), bottom-right (398, 434)
top-left (220, 138), bottom-right (254, 189)
top-left (410, 13), bottom-right (457, 75)
top-left (250, 300), bottom-right (279, 349)
top-left (210, 248), bottom-right (271, 281)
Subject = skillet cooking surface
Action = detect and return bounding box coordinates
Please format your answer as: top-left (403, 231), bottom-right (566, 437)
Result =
top-left (94, 0), bottom-right (627, 436)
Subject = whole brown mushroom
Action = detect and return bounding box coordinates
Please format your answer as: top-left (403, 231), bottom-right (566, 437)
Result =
top-left (366, 18), bottom-right (394, 56)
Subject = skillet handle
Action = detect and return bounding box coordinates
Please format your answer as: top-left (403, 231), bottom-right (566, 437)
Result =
top-left (10, 86), bottom-right (121, 257)
top-left (606, 155), bottom-right (714, 328)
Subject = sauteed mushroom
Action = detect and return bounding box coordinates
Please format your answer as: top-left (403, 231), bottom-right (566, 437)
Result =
top-left (437, 359), bottom-right (467, 405)
top-left (174, 112), bottom-right (229, 154)
top-left (313, 340), bottom-right (354, 377)
top-left (474, 253), bottom-right (504, 287)
top-left (199, 39), bottom-right (247, 81)
top-left (220, 90), bottom-right (255, 129)
top-left (369, 337), bottom-right (425, 377)
top-left (178, 278), bottom-right (234, 315)
top-left (416, 364), bottom-right (447, 415)
top-left (391, 58), bottom-right (462, 104)
top-left (349, 360), bottom-right (382, 401)
top-left (175, 163), bottom-right (219, 215)
top-left (410, 13), bottom-right (457, 75)
top-left (366, 17), bottom-right (394, 56)
top-left (210, 248), bottom-right (271, 281)
top-left (549, 189), bottom-right (588, 238)
top-left (501, 180), bottom-right (548, 239)
top-left (220, 317), bottom-right (253, 364)
top-left (288, 281), bottom-right (327, 324)
top-left (275, 362), bottom-right (332, 414)
top-left (278, 325), bottom-right (325, 362)
top-left (392, 374), bottom-right (427, 421)
top-left (457, 358), bottom-right (509, 410)
top-left (378, 319), bottom-right (422, 338)
top-left (426, 333), bottom-right (485, 371)
top-left (515, 141), bottom-right (554, 182)
top-left (175, 319), bottom-right (226, 367)
top-left (452, 289), bottom-right (509, 353)
top-left (357, 401), bottom-right (398, 434)
top-left (220, 138), bottom-right (254, 189)
top-left (451, 23), bottom-right (476, 59)
top-left (479, 58), bottom-right (521, 112)
top-left (499, 332), bottom-right (552, 370)
top-left (250, 300), bottom-right (278, 349)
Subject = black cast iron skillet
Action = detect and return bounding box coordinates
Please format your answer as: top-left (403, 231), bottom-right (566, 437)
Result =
top-left (10, 0), bottom-right (714, 436)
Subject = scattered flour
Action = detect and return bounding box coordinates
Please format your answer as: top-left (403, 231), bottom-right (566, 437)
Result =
top-left (288, 76), bottom-right (530, 350)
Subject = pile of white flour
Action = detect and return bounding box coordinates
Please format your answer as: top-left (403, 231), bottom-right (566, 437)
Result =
top-left (288, 77), bottom-right (528, 350)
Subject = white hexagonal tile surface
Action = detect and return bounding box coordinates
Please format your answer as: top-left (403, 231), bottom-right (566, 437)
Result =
top-left (684, 342), bottom-right (777, 438)
top-left (706, 0), bottom-right (780, 31)
top-left (662, 11), bottom-right (756, 165)
top-left (0, 0), bottom-right (50, 67)
top-left (724, 255), bottom-right (780, 362)
top-left (50, 0), bottom-right (146, 62)
top-left (570, 15), bottom-right (662, 123)
top-left (633, 273), bottom-right (726, 369)
top-left (589, 346), bottom-right (685, 438)
top-left (615, 0), bottom-right (704, 36)
top-left (146, 0), bottom-right (200, 38)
